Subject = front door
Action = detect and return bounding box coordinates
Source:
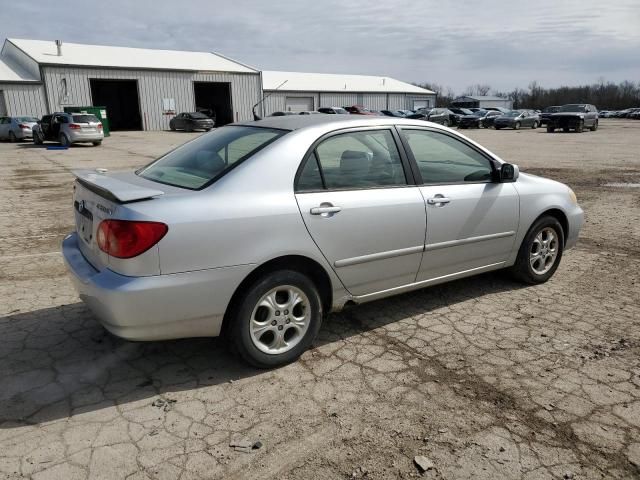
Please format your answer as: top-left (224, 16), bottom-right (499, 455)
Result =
top-left (399, 127), bottom-right (519, 281)
top-left (295, 127), bottom-right (426, 296)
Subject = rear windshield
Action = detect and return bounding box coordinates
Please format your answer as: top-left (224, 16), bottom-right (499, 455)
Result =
top-left (138, 126), bottom-right (287, 190)
top-left (190, 112), bottom-right (209, 119)
top-left (72, 114), bottom-right (99, 123)
top-left (17, 116), bottom-right (39, 122)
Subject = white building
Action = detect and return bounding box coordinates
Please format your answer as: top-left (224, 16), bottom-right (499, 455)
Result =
top-left (261, 71), bottom-right (435, 114)
top-left (0, 38), bottom-right (261, 130)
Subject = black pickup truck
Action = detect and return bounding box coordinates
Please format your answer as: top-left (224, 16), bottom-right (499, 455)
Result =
top-left (547, 104), bottom-right (598, 133)
top-left (540, 106), bottom-right (561, 126)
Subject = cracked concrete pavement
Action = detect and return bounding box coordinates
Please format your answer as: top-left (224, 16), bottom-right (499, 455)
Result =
top-left (1, 122), bottom-right (639, 479)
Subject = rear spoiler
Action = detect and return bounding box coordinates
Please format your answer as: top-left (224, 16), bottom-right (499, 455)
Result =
top-left (72, 170), bottom-right (165, 203)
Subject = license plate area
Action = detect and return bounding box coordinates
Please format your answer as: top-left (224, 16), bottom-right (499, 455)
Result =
top-left (74, 200), bottom-right (94, 244)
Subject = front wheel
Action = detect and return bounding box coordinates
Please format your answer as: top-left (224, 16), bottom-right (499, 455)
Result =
top-left (532, 121), bottom-right (538, 129)
top-left (228, 270), bottom-right (323, 368)
top-left (576, 121), bottom-right (584, 133)
top-left (514, 122), bottom-right (521, 130)
top-left (33, 131), bottom-right (43, 145)
top-left (547, 126), bottom-right (554, 133)
top-left (510, 216), bottom-right (564, 284)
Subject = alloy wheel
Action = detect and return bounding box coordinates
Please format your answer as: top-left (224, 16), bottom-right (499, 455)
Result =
top-left (529, 227), bottom-right (559, 275)
top-left (249, 285), bottom-right (311, 355)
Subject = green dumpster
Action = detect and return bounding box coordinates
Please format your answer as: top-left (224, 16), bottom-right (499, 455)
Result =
top-left (63, 106), bottom-right (111, 136)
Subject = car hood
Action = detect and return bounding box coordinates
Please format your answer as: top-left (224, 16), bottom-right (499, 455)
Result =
top-left (551, 112), bottom-right (585, 117)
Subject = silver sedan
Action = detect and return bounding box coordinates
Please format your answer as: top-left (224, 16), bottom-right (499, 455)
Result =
top-left (62, 116), bottom-right (583, 367)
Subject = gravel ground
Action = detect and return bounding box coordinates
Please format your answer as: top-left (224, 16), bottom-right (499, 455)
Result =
top-left (1, 120), bottom-right (639, 480)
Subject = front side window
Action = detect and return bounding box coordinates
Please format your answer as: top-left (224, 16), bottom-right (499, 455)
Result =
top-left (403, 129), bottom-right (494, 184)
top-left (301, 129), bottom-right (407, 190)
top-left (138, 126), bottom-right (286, 190)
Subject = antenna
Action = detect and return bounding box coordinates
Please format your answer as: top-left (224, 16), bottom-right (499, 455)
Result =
top-left (252, 79), bottom-right (288, 121)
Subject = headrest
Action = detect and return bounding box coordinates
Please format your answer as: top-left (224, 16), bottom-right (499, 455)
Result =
top-left (340, 150), bottom-right (370, 177)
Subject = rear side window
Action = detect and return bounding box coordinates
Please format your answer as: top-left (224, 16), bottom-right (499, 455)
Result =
top-left (403, 129), bottom-right (494, 184)
top-left (297, 129), bottom-right (407, 191)
top-left (138, 126), bottom-right (286, 190)
top-left (72, 115), bottom-right (99, 123)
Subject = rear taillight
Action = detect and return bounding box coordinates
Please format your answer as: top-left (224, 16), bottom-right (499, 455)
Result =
top-left (97, 123), bottom-right (103, 130)
top-left (69, 123), bottom-right (81, 130)
top-left (19, 124), bottom-right (29, 129)
top-left (96, 220), bottom-right (168, 259)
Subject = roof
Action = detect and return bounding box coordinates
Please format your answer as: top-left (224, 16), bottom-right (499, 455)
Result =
top-left (238, 113), bottom-right (440, 131)
top-left (262, 71), bottom-right (434, 95)
top-left (6, 38), bottom-right (257, 74)
top-left (454, 95), bottom-right (508, 101)
top-left (0, 55), bottom-right (40, 82)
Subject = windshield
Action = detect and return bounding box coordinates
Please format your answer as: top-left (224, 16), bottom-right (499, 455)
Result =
top-left (138, 126), bottom-right (287, 190)
top-left (543, 106), bottom-right (560, 113)
top-left (559, 104), bottom-right (586, 112)
top-left (17, 116), bottom-right (39, 122)
top-left (72, 114), bottom-right (100, 123)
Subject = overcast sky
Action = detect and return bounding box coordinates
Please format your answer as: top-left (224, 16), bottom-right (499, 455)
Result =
top-left (2, 0), bottom-right (639, 93)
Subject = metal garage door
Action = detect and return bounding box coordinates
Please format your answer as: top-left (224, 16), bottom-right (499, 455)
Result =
top-left (286, 97), bottom-right (314, 113)
top-left (0, 91), bottom-right (7, 116)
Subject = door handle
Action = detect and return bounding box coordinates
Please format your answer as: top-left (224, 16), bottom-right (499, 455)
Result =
top-left (427, 197), bottom-right (451, 205)
top-left (310, 205), bottom-right (342, 215)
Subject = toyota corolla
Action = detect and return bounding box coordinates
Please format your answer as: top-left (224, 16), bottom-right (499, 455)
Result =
top-left (62, 115), bottom-right (583, 367)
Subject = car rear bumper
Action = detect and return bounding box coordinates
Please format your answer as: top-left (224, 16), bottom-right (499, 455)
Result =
top-left (62, 233), bottom-right (254, 341)
top-left (68, 131), bottom-right (104, 143)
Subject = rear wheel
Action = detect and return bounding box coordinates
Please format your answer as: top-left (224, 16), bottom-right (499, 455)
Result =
top-left (532, 121), bottom-right (538, 129)
top-left (510, 216), bottom-right (564, 284)
top-left (59, 133), bottom-right (70, 147)
top-left (514, 122), bottom-right (521, 130)
top-left (33, 131), bottom-right (43, 145)
top-left (563, 127), bottom-right (570, 132)
top-left (170, 123), bottom-right (176, 131)
top-left (92, 140), bottom-right (102, 146)
top-left (8, 131), bottom-right (17, 143)
top-left (228, 270), bottom-right (323, 368)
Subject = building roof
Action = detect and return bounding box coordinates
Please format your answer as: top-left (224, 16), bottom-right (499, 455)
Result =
top-left (6, 38), bottom-right (257, 74)
top-left (262, 71), bottom-right (434, 95)
top-left (454, 95), bottom-right (507, 101)
top-left (0, 55), bottom-right (40, 82)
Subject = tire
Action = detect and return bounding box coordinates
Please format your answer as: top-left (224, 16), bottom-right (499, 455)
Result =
top-left (8, 131), bottom-right (17, 143)
top-left (442, 120), bottom-right (449, 127)
top-left (563, 127), bottom-right (570, 133)
top-left (532, 121), bottom-right (538, 129)
top-left (170, 123), bottom-right (176, 131)
top-left (510, 215), bottom-right (564, 284)
top-left (228, 270), bottom-right (323, 368)
top-left (514, 122), bottom-right (521, 130)
top-left (92, 141), bottom-right (102, 146)
top-left (547, 126), bottom-right (554, 133)
top-left (576, 121), bottom-right (584, 133)
top-left (495, 126), bottom-right (502, 130)
top-left (590, 121), bottom-right (598, 131)
top-left (33, 131), bottom-right (43, 145)
top-left (59, 133), bottom-right (70, 147)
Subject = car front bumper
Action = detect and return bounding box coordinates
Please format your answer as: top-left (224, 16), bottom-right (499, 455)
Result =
top-left (565, 205), bottom-right (584, 250)
top-left (62, 233), bottom-right (254, 341)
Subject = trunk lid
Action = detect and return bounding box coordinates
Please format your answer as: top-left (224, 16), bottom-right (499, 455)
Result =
top-left (71, 170), bottom-right (169, 270)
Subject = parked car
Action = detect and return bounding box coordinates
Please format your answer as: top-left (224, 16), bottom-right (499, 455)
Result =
top-left (270, 111), bottom-right (297, 116)
top-left (33, 112), bottom-right (104, 147)
top-left (546, 104), bottom-right (598, 133)
top-left (343, 105), bottom-right (378, 115)
top-left (540, 106), bottom-right (561, 126)
top-left (398, 109), bottom-right (415, 116)
top-left (457, 109), bottom-right (489, 129)
top-left (426, 108), bottom-right (459, 127)
top-left (484, 107), bottom-right (511, 113)
top-left (0, 116), bottom-right (39, 142)
top-left (629, 109), bottom-right (640, 119)
top-left (494, 110), bottom-right (540, 130)
top-left (318, 107), bottom-right (349, 115)
top-left (170, 112), bottom-right (215, 132)
top-left (62, 115), bottom-right (583, 367)
top-left (481, 110), bottom-right (503, 128)
top-left (299, 111), bottom-right (322, 115)
top-left (449, 107), bottom-right (475, 117)
top-left (380, 110), bottom-right (406, 117)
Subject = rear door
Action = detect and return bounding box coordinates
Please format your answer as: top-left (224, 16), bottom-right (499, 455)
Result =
top-left (295, 127), bottom-right (426, 296)
top-left (399, 127), bottom-right (519, 281)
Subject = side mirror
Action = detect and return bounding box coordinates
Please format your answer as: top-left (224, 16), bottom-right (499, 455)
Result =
top-left (500, 163), bottom-right (519, 182)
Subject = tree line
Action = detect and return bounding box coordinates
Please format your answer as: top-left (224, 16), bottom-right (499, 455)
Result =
top-left (415, 80), bottom-right (640, 110)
